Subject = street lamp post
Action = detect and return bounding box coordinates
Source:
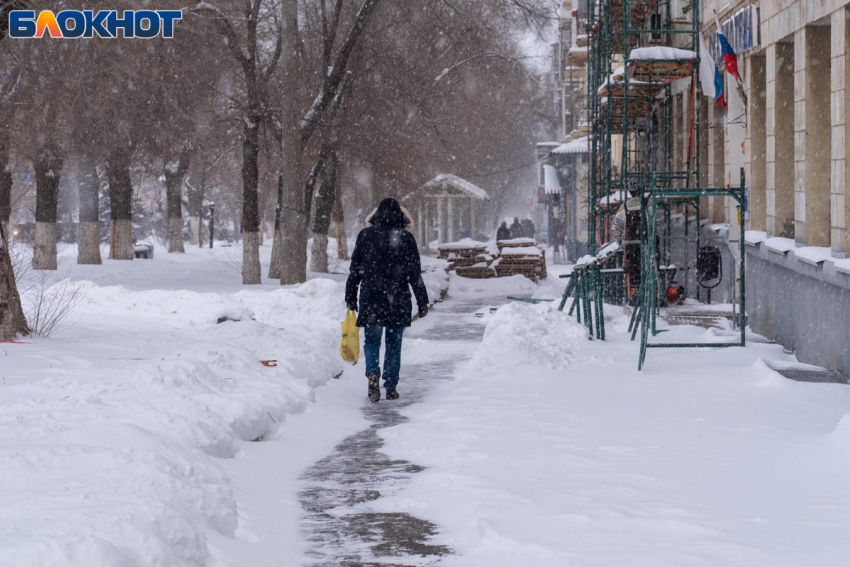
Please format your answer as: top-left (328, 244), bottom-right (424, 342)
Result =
top-left (209, 203), bottom-right (215, 249)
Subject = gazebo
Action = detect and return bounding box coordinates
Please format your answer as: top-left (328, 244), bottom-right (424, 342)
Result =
top-left (412, 174), bottom-right (490, 253)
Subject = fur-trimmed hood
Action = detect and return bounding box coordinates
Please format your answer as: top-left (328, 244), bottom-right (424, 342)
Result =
top-left (365, 198), bottom-right (415, 235)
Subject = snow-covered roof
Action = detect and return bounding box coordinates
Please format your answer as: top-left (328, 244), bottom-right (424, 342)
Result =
top-left (629, 47), bottom-right (696, 61)
top-left (551, 136), bottom-right (590, 155)
top-left (544, 165), bottom-right (562, 195)
top-left (423, 174), bottom-right (490, 200)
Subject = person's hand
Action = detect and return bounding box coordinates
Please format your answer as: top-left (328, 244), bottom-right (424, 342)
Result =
top-left (347, 303), bottom-right (357, 312)
top-left (417, 304), bottom-right (428, 319)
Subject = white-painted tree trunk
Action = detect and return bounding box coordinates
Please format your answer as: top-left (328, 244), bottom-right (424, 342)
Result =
top-left (242, 231), bottom-right (262, 284)
top-left (167, 217), bottom-right (185, 253)
top-left (77, 221), bottom-right (102, 265)
top-left (33, 222), bottom-right (57, 270)
top-left (268, 230), bottom-right (283, 279)
top-left (109, 219), bottom-right (134, 260)
top-left (335, 220), bottom-right (349, 260)
top-left (188, 216), bottom-right (200, 246)
top-left (310, 232), bottom-right (329, 273)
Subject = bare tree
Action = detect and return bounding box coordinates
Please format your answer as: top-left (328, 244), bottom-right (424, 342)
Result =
top-left (277, 0), bottom-right (383, 285)
top-left (164, 143), bottom-right (194, 253)
top-left (0, 14), bottom-right (28, 340)
top-left (192, 0), bottom-right (284, 284)
top-left (76, 152), bottom-right (102, 265)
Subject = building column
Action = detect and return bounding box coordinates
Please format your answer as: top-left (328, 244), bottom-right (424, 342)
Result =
top-left (437, 195), bottom-right (448, 244)
top-left (447, 197), bottom-right (459, 243)
top-left (798, 25), bottom-right (832, 247)
top-left (766, 43), bottom-right (777, 235)
top-left (748, 54), bottom-right (767, 232)
top-left (772, 40), bottom-right (795, 239)
top-left (469, 198), bottom-right (478, 241)
top-left (835, 9), bottom-right (849, 257)
top-left (417, 202), bottom-right (428, 253)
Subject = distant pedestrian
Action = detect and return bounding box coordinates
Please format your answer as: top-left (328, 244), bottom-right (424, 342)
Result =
top-left (496, 221), bottom-right (510, 241)
top-left (520, 218), bottom-right (536, 239)
top-left (509, 217), bottom-right (522, 239)
top-left (346, 198), bottom-right (429, 403)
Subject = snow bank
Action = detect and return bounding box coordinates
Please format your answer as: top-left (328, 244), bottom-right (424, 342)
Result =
top-left (1, 278), bottom-right (349, 567)
top-left (379, 288), bottom-right (850, 566)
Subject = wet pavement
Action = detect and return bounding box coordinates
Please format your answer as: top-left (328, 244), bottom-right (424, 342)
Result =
top-left (299, 297), bottom-right (493, 566)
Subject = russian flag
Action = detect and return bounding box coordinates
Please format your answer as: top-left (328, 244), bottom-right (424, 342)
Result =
top-left (716, 15), bottom-right (742, 82)
top-left (699, 33), bottom-right (726, 109)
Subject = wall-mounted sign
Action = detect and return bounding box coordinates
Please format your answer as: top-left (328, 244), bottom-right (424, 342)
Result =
top-left (709, 6), bottom-right (759, 67)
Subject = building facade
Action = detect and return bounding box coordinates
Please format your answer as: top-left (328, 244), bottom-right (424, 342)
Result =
top-left (676, 0), bottom-right (850, 376)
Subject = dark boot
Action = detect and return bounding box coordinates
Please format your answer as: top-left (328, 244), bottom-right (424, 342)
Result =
top-left (386, 388), bottom-right (399, 400)
top-left (367, 371), bottom-right (380, 403)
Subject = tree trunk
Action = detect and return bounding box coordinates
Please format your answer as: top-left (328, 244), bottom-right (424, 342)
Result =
top-left (0, 122), bottom-right (11, 235)
top-left (333, 183), bottom-right (349, 260)
top-left (164, 144), bottom-right (193, 254)
top-left (310, 150), bottom-right (338, 273)
top-left (268, 176), bottom-right (283, 278)
top-left (77, 154), bottom-right (102, 265)
top-left (279, 0), bottom-right (307, 285)
top-left (32, 146), bottom-right (63, 270)
top-left (241, 117), bottom-right (262, 284)
top-left (187, 164), bottom-right (205, 246)
top-left (0, 224), bottom-right (28, 340)
top-left (107, 146), bottom-right (134, 260)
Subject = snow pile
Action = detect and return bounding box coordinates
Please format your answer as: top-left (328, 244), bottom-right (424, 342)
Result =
top-left (472, 301), bottom-right (588, 371)
top-left (379, 277), bottom-right (850, 566)
top-left (0, 277), bottom-right (349, 566)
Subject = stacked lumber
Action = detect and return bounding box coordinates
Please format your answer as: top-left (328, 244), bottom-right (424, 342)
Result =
top-left (455, 262), bottom-right (497, 279)
top-left (437, 238), bottom-right (548, 282)
top-left (495, 239), bottom-right (547, 282)
top-left (437, 241), bottom-right (489, 269)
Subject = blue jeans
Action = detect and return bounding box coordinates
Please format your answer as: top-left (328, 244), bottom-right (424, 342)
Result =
top-left (363, 326), bottom-right (404, 390)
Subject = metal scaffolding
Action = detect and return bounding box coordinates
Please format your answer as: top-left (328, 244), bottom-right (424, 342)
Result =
top-left (584, 0), bottom-right (747, 369)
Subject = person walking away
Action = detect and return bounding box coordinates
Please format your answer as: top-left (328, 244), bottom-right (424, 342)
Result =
top-left (496, 221), bottom-right (510, 241)
top-left (509, 217), bottom-right (522, 239)
top-left (346, 198), bottom-right (429, 402)
top-left (520, 218), bottom-right (536, 239)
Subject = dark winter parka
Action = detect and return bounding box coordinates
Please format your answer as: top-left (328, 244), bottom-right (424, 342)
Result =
top-left (496, 223), bottom-right (510, 241)
top-left (509, 218), bottom-right (523, 239)
top-left (345, 198), bottom-right (429, 328)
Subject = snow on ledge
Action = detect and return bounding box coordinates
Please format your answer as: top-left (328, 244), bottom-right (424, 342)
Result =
top-left (629, 47), bottom-right (697, 61)
top-left (764, 237), bottom-right (796, 255)
top-left (744, 230), bottom-right (767, 246)
top-left (794, 246), bottom-right (833, 267)
top-left (834, 258), bottom-right (850, 275)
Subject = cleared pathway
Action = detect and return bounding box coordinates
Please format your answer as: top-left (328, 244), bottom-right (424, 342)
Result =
top-left (299, 295), bottom-right (494, 566)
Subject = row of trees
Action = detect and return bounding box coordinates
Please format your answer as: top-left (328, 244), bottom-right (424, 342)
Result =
top-left (0, 0), bottom-right (553, 340)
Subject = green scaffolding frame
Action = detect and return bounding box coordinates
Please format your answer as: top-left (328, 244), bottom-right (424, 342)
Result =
top-left (584, 0), bottom-right (748, 369)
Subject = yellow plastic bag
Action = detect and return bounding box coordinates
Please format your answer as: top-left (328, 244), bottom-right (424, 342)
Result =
top-left (340, 310), bottom-right (360, 364)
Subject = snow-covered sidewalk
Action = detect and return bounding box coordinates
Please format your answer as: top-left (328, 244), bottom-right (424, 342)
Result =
top-left (0, 242), bottom-right (447, 566)
top-left (379, 277), bottom-right (850, 567)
